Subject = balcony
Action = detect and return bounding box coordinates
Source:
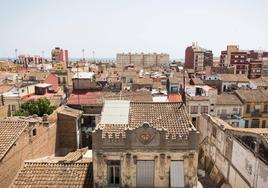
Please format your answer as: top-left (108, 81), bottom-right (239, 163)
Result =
top-left (220, 114), bottom-right (241, 120)
top-left (251, 111), bottom-right (261, 117)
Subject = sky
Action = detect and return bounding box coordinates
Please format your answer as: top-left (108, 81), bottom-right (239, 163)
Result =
top-left (0, 0), bottom-right (268, 59)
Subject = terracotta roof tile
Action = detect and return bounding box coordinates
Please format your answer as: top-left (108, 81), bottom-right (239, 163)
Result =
top-left (216, 93), bottom-right (243, 105)
top-left (235, 89), bottom-right (268, 103)
top-left (98, 102), bottom-right (192, 139)
top-left (219, 74), bottom-right (249, 82)
top-left (0, 120), bottom-right (28, 160)
top-left (12, 162), bottom-right (92, 187)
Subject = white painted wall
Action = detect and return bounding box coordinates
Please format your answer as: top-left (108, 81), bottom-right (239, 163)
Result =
top-left (231, 140), bottom-right (257, 187)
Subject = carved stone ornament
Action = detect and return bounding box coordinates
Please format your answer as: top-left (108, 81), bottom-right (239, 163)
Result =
top-left (137, 122), bottom-right (155, 145)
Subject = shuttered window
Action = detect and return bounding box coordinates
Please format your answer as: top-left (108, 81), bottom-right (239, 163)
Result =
top-left (170, 161), bottom-right (185, 188)
top-left (136, 161), bottom-right (154, 187)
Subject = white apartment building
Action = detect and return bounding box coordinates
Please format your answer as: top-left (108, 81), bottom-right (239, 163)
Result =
top-left (116, 53), bottom-right (169, 67)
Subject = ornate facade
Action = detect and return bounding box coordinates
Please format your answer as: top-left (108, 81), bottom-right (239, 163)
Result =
top-left (93, 101), bottom-right (199, 188)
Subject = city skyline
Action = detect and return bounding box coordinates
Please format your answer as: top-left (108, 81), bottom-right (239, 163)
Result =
top-left (1, 0), bottom-right (268, 59)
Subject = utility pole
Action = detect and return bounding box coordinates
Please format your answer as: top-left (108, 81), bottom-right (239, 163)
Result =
top-left (16, 75), bottom-right (20, 108)
top-left (82, 49), bottom-right (85, 61)
top-left (14, 48), bottom-right (18, 62)
top-left (77, 63), bottom-right (80, 105)
top-left (92, 50), bottom-right (95, 63)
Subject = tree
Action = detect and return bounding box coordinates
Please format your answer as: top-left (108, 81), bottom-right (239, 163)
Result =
top-left (15, 98), bottom-right (56, 117)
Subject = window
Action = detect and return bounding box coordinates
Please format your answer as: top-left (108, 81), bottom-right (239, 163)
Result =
top-left (221, 109), bottom-right (227, 115)
top-left (264, 104), bottom-right (268, 113)
top-left (32, 128), bottom-right (37, 136)
top-left (29, 76), bottom-right (36, 81)
top-left (192, 117), bottom-right (197, 126)
top-left (251, 119), bottom-right (260, 128)
top-left (107, 160), bottom-right (120, 186)
top-left (190, 106), bottom-right (198, 114)
top-left (246, 104), bottom-right (250, 113)
top-left (201, 106), bottom-right (208, 113)
top-left (254, 105), bottom-right (261, 110)
top-left (11, 105), bottom-right (16, 111)
top-left (233, 108), bottom-right (238, 112)
top-left (245, 120), bottom-right (249, 128)
top-left (63, 77), bottom-right (66, 84)
top-left (170, 161), bottom-right (184, 187)
top-left (262, 120), bottom-right (266, 128)
top-left (137, 161), bottom-right (154, 187)
top-left (212, 126), bottom-right (217, 138)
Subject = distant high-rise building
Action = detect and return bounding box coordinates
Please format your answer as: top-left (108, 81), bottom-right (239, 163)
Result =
top-left (51, 47), bottom-right (69, 66)
top-left (220, 45), bottom-right (239, 67)
top-left (204, 50), bottom-right (213, 67)
top-left (17, 55), bottom-right (47, 67)
top-left (184, 42), bottom-right (213, 72)
top-left (220, 45), bottom-right (265, 78)
top-left (116, 52), bottom-right (169, 67)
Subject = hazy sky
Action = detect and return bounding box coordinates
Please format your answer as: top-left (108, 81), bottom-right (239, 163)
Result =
top-left (0, 0), bottom-right (268, 59)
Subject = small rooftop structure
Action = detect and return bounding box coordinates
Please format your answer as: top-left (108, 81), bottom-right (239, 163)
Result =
top-left (73, 72), bottom-right (95, 79)
top-left (35, 83), bottom-right (52, 88)
top-left (100, 100), bottom-right (130, 124)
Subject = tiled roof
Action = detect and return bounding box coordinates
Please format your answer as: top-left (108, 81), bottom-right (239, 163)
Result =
top-left (135, 78), bottom-right (153, 85)
top-left (190, 78), bottom-right (205, 85)
top-left (11, 162), bottom-right (92, 187)
top-left (168, 94), bottom-right (182, 102)
top-left (98, 102), bottom-right (192, 139)
top-left (57, 106), bottom-right (83, 118)
top-left (219, 74), bottom-right (249, 82)
top-left (67, 91), bottom-right (102, 105)
top-left (250, 78), bottom-right (268, 87)
top-left (67, 91), bottom-right (153, 105)
top-left (0, 120), bottom-right (28, 160)
top-left (44, 73), bottom-right (59, 92)
top-left (217, 93), bottom-right (243, 105)
top-left (235, 89), bottom-right (268, 103)
top-left (187, 95), bottom-right (209, 101)
top-left (104, 90), bottom-right (153, 102)
top-left (0, 83), bottom-right (14, 93)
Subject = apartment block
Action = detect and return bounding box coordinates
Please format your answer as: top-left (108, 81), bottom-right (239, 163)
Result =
top-left (235, 89), bottom-right (268, 128)
top-left (116, 53), bottom-right (169, 67)
top-left (51, 47), bottom-right (69, 66)
top-left (220, 45), bottom-right (265, 78)
top-left (185, 43), bottom-right (213, 73)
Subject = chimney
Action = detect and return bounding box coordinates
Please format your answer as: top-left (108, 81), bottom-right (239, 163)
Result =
top-left (42, 114), bottom-right (49, 126)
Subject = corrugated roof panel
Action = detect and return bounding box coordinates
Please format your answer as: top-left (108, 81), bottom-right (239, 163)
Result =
top-left (100, 100), bottom-right (130, 124)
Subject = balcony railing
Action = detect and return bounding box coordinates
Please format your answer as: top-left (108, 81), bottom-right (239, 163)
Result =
top-left (251, 111), bottom-right (261, 117)
top-left (219, 114), bottom-right (241, 120)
